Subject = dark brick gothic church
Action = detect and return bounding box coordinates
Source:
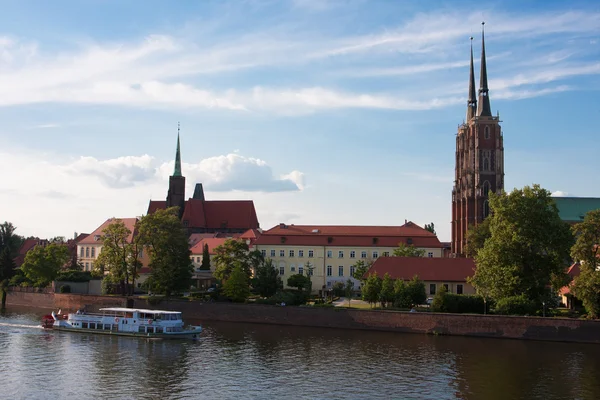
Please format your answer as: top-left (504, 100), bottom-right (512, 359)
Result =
top-left (451, 24), bottom-right (505, 256)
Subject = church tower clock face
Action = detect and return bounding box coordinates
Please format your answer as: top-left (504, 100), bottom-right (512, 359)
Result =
top-left (451, 24), bottom-right (504, 257)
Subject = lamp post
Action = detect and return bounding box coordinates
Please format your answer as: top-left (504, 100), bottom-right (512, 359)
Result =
top-left (542, 301), bottom-right (546, 318)
top-left (483, 298), bottom-right (487, 315)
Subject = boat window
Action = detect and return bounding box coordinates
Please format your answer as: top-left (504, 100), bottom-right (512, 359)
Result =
top-left (103, 324), bottom-right (111, 331)
top-left (176, 314), bottom-right (182, 320)
top-left (138, 326), bottom-right (145, 333)
top-left (97, 323), bottom-right (103, 330)
top-left (155, 327), bottom-right (163, 333)
top-left (148, 327), bottom-right (154, 333)
top-left (89, 323), bottom-right (95, 329)
top-left (82, 322), bottom-right (88, 328)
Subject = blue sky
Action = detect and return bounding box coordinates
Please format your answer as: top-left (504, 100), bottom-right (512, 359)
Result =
top-left (1, 0), bottom-right (599, 242)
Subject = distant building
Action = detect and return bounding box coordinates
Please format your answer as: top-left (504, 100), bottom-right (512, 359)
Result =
top-left (367, 256), bottom-right (477, 296)
top-left (147, 132), bottom-right (260, 235)
top-left (253, 222), bottom-right (443, 293)
top-left (552, 197), bottom-right (600, 224)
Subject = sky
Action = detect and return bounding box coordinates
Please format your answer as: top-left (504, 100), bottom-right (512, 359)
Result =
top-left (1, 0), bottom-right (599, 242)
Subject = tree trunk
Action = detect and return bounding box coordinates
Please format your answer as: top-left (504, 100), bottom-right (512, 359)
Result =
top-left (1, 289), bottom-right (7, 309)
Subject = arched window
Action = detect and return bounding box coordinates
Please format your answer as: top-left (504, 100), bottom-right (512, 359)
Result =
top-left (483, 181), bottom-right (491, 197)
top-left (483, 157), bottom-right (489, 171)
top-left (484, 126), bottom-right (490, 139)
top-left (483, 200), bottom-right (490, 218)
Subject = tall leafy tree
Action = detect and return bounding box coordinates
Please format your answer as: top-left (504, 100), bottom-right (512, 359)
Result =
top-left (223, 263), bottom-right (250, 302)
top-left (393, 243), bottom-right (425, 257)
top-left (253, 258), bottom-right (281, 297)
top-left (344, 278), bottom-right (354, 307)
top-left (351, 260), bottom-right (372, 283)
top-left (470, 184), bottom-right (573, 304)
top-left (213, 239), bottom-right (264, 281)
top-left (464, 218), bottom-right (491, 258)
top-left (424, 223), bottom-right (436, 235)
top-left (362, 273), bottom-right (382, 307)
top-left (379, 273), bottom-right (395, 307)
top-left (21, 243), bottom-right (70, 287)
top-left (570, 209), bottom-right (600, 318)
top-left (0, 248), bottom-right (16, 308)
top-left (0, 222), bottom-right (24, 256)
top-left (200, 243), bottom-right (211, 271)
top-left (137, 207), bottom-right (193, 296)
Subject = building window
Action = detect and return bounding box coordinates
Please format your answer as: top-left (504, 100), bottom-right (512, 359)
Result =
top-left (290, 265), bottom-right (296, 272)
top-left (483, 200), bottom-right (490, 218)
top-left (350, 266), bottom-right (355, 277)
top-left (298, 250), bottom-right (304, 258)
top-left (483, 157), bottom-right (489, 171)
top-left (138, 249), bottom-right (143, 258)
top-left (261, 250), bottom-right (266, 257)
top-left (428, 252), bottom-right (434, 258)
top-left (90, 262), bottom-right (94, 270)
top-left (484, 125), bottom-right (490, 139)
top-left (85, 247), bottom-right (89, 258)
top-left (289, 250), bottom-right (295, 257)
top-left (429, 284), bottom-right (436, 295)
top-left (443, 283), bottom-right (449, 292)
top-left (308, 268), bottom-right (313, 276)
top-left (298, 266), bottom-right (304, 275)
top-left (327, 281), bottom-right (332, 288)
top-left (308, 250), bottom-right (314, 258)
top-left (350, 251), bottom-right (356, 258)
top-left (457, 284), bottom-right (464, 295)
top-left (279, 267), bottom-right (284, 275)
top-left (279, 250), bottom-right (285, 257)
top-left (338, 251), bottom-right (344, 258)
top-left (372, 251), bottom-right (378, 258)
top-left (383, 251), bottom-right (389, 257)
top-left (270, 250), bottom-right (276, 257)
top-left (327, 265), bottom-right (332, 276)
top-left (91, 247), bottom-right (95, 258)
top-left (361, 251), bottom-right (367, 259)
top-left (85, 262), bottom-right (89, 270)
top-left (483, 180), bottom-right (491, 197)
top-left (327, 250), bottom-right (332, 258)
top-left (338, 266), bottom-right (344, 277)
top-left (80, 247), bottom-right (84, 258)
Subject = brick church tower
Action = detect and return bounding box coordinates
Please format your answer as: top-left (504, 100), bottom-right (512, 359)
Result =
top-left (451, 24), bottom-right (504, 256)
top-left (166, 126), bottom-right (186, 219)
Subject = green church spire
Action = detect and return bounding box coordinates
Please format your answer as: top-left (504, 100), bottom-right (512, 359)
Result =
top-left (173, 123), bottom-right (182, 177)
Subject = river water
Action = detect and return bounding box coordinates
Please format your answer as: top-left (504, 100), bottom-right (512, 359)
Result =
top-left (1, 307), bottom-right (599, 400)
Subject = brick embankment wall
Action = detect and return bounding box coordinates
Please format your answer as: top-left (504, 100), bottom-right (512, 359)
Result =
top-left (6, 291), bottom-right (55, 309)
top-left (5, 291), bottom-right (126, 312)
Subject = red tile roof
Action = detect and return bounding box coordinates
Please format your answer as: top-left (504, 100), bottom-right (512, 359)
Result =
top-left (367, 257), bottom-right (476, 282)
top-left (14, 238), bottom-right (43, 267)
top-left (254, 222), bottom-right (441, 248)
top-left (188, 233), bottom-right (218, 248)
top-left (190, 238), bottom-right (229, 255)
top-left (147, 201), bottom-right (167, 215)
top-left (78, 218), bottom-right (138, 245)
top-left (567, 262), bottom-right (581, 278)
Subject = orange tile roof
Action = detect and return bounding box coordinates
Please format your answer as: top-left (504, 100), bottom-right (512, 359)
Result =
top-left (78, 218), bottom-right (138, 245)
top-left (188, 233), bottom-right (218, 247)
top-left (367, 257), bottom-right (476, 282)
top-left (190, 238), bottom-right (229, 255)
top-left (254, 222), bottom-right (441, 248)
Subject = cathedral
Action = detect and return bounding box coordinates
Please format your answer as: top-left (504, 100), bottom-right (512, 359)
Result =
top-left (147, 131), bottom-right (260, 235)
top-left (451, 24), bottom-right (505, 256)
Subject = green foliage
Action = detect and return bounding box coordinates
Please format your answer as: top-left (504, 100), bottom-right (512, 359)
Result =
top-left (223, 264), bottom-right (250, 302)
top-left (0, 221), bottom-right (24, 258)
top-left (494, 294), bottom-right (538, 316)
top-left (147, 296), bottom-right (163, 306)
top-left (464, 218), bottom-right (491, 258)
top-left (0, 247), bottom-right (16, 284)
top-left (332, 281), bottom-right (345, 297)
top-left (351, 259), bottom-right (372, 282)
top-left (379, 273), bottom-right (395, 307)
top-left (21, 243), bottom-right (70, 287)
top-left (59, 284), bottom-right (71, 293)
top-left (470, 184), bottom-right (574, 304)
top-left (55, 270), bottom-right (93, 282)
top-left (137, 207), bottom-right (193, 296)
top-left (362, 273), bottom-right (382, 306)
top-left (213, 239), bottom-right (263, 281)
top-left (287, 274), bottom-right (311, 291)
top-left (344, 278), bottom-right (354, 307)
top-left (430, 291), bottom-right (487, 314)
top-left (200, 243), bottom-right (211, 271)
top-left (394, 275), bottom-right (427, 307)
top-left (430, 285), bottom-right (448, 312)
top-left (570, 209), bottom-right (600, 318)
top-left (8, 270), bottom-right (29, 287)
top-left (252, 258), bottom-right (282, 298)
top-left (393, 243), bottom-right (426, 257)
top-left (424, 222), bottom-right (436, 235)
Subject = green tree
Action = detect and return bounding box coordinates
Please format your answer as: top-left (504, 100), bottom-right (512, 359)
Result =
top-left (470, 184), bottom-right (574, 305)
top-left (200, 243), bottom-right (211, 271)
top-left (223, 263), bottom-right (250, 302)
top-left (0, 222), bottom-right (24, 257)
top-left (287, 274), bottom-right (311, 292)
top-left (213, 239), bottom-right (263, 281)
top-left (362, 273), bottom-right (382, 307)
top-left (21, 243), bottom-right (70, 287)
top-left (406, 275), bottom-right (427, 306)
top-left (94, 219), bottom-right (141, 295)
top-left (393, 243), bottom-right (426, 257)
top-left (393, 279), bottom-right (410, 308)
top-left (253, 258), bottom-right (281, 298)
top-left (464, 218), bottom-right (491, 258)
top-left (344, 278), bottom-right (354, 307)
top-left (351, 259), bottom-right (372, 283)
top-left (0, 248), bottom-right (16, 308)
top-left (424, 223), bottom-right (436, 235)
top-left (137, 207), bottom-right (193, 296)
top-left (431, 284), bottom-right (448, 312)
top-left (570, 209), bottom-right (600, 318)
top-left (379, 273), bottom-right (395, 308)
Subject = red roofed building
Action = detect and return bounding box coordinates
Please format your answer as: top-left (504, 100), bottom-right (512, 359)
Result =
top-left (14, 238), bottom-right (48, 268)
top-left (189, 238), bottom-right (228, 271)
top-left (146, 133), bottom-right (260, 235)
top-left (253, 221), bottom-right (443, 293)
top-left (368, 256), bottom-right (477, 296)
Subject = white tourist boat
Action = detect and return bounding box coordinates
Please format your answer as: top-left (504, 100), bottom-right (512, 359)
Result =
top-left (43, 307), bottom-right (202, 340)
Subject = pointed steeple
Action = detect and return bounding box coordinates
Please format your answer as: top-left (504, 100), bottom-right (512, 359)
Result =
top-left (477, 22), bottom-right (492, 117)
top-left (466, 36), bottom-right (477, 121)
top-left (173, 122), bottom-right (182, 177)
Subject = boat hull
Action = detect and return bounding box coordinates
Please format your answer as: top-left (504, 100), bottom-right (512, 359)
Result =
top-left (52, 326), bottom-right (202, 340)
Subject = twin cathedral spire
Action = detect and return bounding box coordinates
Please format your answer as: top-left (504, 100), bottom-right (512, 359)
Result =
top-left (467, 22), bottom-right (492, 121)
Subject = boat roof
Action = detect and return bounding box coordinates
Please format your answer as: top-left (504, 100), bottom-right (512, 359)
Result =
top-left (99, 307), bottom-right (181, 314)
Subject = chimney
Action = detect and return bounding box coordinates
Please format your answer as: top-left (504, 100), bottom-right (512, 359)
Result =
top-left (279, 223), bottom-right (287, 229)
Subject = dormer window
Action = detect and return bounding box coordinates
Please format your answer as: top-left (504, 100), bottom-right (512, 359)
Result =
top-left (94, 235), bottom-right (100, 241)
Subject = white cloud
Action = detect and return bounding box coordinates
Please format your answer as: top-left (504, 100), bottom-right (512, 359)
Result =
top-left (552, 190), bottom-right (570, 197)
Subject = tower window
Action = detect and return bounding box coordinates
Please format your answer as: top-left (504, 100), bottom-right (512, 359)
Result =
top-left (483, 181), bottom-right (491, 197)
top-left (484, 126), bottom-right (490, 139)
top-left (483, 200), bottom-right (490, 218)
top-left (483, 157), bottom-right (489, 171)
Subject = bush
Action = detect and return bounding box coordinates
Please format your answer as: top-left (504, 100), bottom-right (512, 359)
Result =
top-left (431, 292), bottom-right (487, 314)
top-left (59, 284), bottom-right (71, 293)
top-left (56, 270), bottom-right (92, 283)
top-left (494, 295), bottom-right (538, 316)
top-left (332, 282), bottom-right (345, 297)
top-left (147, 296), bottom-right (163, 306)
